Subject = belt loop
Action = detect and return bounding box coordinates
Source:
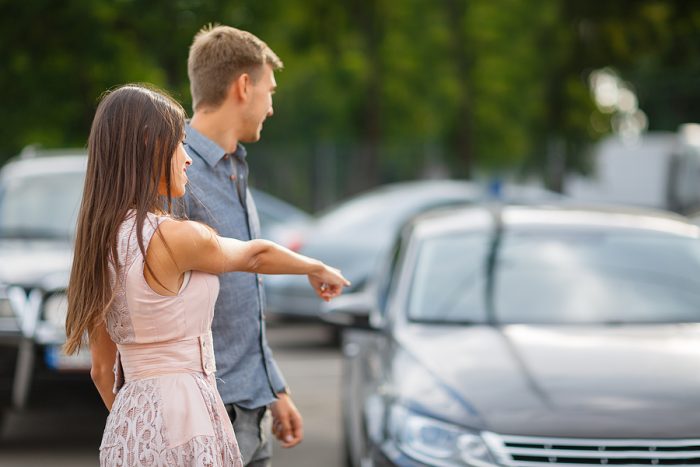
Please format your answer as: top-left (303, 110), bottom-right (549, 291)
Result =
top-left (199, 332), bottom-right (216, 376)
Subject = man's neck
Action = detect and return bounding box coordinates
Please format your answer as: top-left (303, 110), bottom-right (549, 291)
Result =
top-left (190, 111), bottom-right (239, 154)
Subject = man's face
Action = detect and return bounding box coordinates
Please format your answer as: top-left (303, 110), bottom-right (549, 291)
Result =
top-left (240, 64), bottom-right (276, 143)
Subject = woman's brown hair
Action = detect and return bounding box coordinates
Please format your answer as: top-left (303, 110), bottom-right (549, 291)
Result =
top-left (64, 84), bottom-right (185, 355)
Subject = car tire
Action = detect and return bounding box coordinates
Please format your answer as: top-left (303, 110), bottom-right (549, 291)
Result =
top-left (343, 429), bottom-right (354, 467)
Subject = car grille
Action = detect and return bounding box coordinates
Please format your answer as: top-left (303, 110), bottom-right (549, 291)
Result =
top-left (483, 433), bottom-right (700, 466)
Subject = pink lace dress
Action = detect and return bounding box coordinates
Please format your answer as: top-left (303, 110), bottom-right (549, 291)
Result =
top-left (99, 211), bottom-right (243, 466)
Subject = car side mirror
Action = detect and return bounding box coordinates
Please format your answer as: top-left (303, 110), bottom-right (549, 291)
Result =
top-left (320, 291), bottom-right (383, 330)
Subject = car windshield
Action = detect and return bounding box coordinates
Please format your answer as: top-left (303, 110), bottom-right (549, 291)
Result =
top-left (408, 228), bottom-right (700, 325)
top-left (408, 232), bottom-right (492, 324)
top-left (0, 170), bottom-right (85, 239)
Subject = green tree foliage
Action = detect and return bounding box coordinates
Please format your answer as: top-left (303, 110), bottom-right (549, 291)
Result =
top-left (564, 0), bottom-right (700, 131)
top-left (1, 0), bottom-right (699, 208)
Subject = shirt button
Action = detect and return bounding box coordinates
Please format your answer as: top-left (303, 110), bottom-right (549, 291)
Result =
top-left (230, 174), bottom-right (237, 181)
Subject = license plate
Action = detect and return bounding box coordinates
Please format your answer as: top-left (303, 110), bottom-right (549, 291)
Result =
top-left (45, 345), bottom-right (92, 371)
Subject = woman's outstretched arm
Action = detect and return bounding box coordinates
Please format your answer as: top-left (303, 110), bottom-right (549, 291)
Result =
top-left (148, 220), bottom-right (350, 300)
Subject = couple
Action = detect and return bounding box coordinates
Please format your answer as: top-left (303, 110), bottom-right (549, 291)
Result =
top-left (63, 25), bottom-right (349, 466)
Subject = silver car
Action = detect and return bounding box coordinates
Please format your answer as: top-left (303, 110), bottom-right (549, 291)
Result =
top-left (265, 180), bottom-right (561, 320)
top-left (329, 203), bottom-right (700, 467)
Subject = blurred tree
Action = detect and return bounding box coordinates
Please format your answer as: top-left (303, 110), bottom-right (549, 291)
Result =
top-left (0, 0), bottom-right (166, 158)
top-left (2, 0), bottom-right (700, 207)
top-left (564, 0), bottom-right (700, 131)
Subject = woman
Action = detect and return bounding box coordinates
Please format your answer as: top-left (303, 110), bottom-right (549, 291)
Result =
top-left (64, 84), bottom-right (349, 466)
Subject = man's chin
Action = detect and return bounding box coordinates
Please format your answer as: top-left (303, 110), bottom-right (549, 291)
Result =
top-left (240, 133), bottom-right (262, 144)
top-left (239, 128), bottom-right (262, 143)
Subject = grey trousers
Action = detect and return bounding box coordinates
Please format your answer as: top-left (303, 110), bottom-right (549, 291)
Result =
top-left (226, 404), bottom-right (273, 467)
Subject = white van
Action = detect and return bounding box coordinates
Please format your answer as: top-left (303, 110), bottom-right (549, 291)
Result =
top-left (566, 125), bottom-right (700, 215)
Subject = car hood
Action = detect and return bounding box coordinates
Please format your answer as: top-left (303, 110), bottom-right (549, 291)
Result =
top-left (395, 323), bottom-right (700, 438)
top-left (0, 239), bottom-right (72, 289)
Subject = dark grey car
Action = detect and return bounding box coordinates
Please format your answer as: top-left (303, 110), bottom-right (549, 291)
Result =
top-left (330, 204), bottom-right (700, 467)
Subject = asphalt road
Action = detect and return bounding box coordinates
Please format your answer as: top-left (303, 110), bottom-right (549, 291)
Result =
top-left (0, 322), bottom-right (345, 466)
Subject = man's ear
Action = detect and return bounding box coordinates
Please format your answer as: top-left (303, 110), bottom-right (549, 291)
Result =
top-left (229, 73), bottom-right (251, 103)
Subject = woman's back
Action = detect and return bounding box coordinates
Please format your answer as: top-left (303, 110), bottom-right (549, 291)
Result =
top-left (99, 210), bottom-right (242, 467)
top-left (106, 210), bottom-right (219, 345)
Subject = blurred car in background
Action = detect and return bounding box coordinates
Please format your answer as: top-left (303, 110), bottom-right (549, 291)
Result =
top-left (0, 148), bottom-right (309, 412)
top-left (264, 180), bottom-right (562, 321)
top-left (688, 211), bottom-right (700, 228)
top-left (250, 187), bottom-right (311, 247)
top-left (0, 148), bottom-right (87, 411)
top-left (328, 203), bottom-right (700, 467)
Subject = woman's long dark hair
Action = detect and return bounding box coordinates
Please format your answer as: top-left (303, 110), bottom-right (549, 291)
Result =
top-left (64, 84), bottom-right (185, 354)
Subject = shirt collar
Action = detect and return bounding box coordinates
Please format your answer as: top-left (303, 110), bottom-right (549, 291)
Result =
top-left (185, 122), bottom-right (247, 167)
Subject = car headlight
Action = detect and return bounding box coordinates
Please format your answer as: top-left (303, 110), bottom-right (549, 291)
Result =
top-left (388, 404), bottom-right (497, 467)
top-left (43, 292), bottom-right (68, 329)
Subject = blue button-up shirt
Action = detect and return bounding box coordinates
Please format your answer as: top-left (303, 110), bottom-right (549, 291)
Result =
top-left (180, 123), bottom-right (287, 409)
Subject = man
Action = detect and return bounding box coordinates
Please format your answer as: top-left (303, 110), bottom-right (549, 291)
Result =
top-left (181, 25), bottom-right (302, 466)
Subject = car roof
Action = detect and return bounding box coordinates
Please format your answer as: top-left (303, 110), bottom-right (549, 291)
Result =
top-left (1, 150), bottom-right (87, 179)
top-left (411, 203), bottom-right (700, 239)
top-left (319, 179), bottom-right (483, 213)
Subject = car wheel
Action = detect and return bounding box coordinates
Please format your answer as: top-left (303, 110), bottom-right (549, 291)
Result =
top-left (343, 429), bottom-right (354, 467)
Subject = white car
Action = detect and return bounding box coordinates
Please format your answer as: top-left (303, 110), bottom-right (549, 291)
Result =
top-left (0, 148), bottom-right (88, 411)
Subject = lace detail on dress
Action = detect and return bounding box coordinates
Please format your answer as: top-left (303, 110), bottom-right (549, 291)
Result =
top-left (165, 436), bottom-right (218, 466)
top-left (193, 375), bottom-right (242, 466)
top-left (105, 213), bottom-right (161, 345)
top-left (100, 375), bottom-right (242, 467)
top-left (100, 378), bottom-right (167, 466)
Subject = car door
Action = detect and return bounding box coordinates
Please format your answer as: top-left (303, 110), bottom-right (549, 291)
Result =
top-left (341, 228), bottom-right (409, 466)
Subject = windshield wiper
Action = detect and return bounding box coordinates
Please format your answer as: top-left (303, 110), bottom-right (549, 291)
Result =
top-left (0, 227), bottom-right (71, 240)
top-left (408, 318), bottom-right (481, 326)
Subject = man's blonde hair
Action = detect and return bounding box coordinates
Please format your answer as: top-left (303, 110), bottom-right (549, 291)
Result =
top-left (188, 24), bottom-right (283, 111)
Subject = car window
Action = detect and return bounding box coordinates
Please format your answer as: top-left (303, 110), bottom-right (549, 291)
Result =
top-left (0, 170), bottom-right (85, 239)
top-left (494, 229), bottom-right (700, 324)
top-left (407, 232), bottom-right (491, 324)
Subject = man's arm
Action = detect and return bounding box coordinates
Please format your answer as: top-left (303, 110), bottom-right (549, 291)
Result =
top-left (262, 341), bottom-right (304, 447)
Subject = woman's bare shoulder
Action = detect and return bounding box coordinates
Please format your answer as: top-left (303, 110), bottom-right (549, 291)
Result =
top-left (152, 218), bottom-right (222, 273)
top-left (156, 218), bottom-right (216, 249)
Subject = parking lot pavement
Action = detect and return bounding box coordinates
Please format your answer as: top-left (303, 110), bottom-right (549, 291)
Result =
top-left (0, 322), bottom-right (344, 467)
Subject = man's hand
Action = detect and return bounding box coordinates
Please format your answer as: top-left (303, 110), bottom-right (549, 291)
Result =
top-left (270, 392), bottom-right (304, 448)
